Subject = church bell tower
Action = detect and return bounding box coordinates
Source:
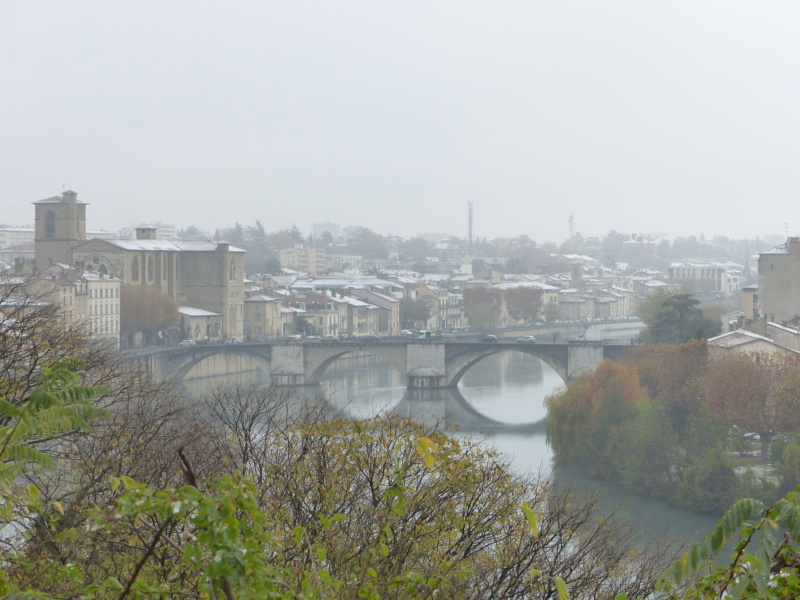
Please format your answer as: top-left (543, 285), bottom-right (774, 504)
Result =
top-left (34, 190), bottom-right (87, 271)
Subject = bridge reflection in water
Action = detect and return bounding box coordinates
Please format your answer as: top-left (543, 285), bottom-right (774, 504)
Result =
top-left (181, 350), bottom-right (561, 470)
top-left (318, 351), bottom-right (563, 434)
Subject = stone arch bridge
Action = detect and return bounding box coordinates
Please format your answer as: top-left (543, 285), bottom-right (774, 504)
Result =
top-left (131, 340), bottom-right (631, 390)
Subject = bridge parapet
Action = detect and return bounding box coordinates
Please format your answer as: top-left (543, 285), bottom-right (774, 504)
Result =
top-left (131, 339), bottom-right (626, 391)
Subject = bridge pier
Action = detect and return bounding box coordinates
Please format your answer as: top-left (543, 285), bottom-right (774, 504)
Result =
top-left (407, 343), bottom-right (448, 389)
top-left (270, 344), bottom-right (309, 387)
top-left (567, 341), bottom-right (605, 378)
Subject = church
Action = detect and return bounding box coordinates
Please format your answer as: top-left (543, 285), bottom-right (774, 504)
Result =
top-left (33, 190), bottom-right (245, 342)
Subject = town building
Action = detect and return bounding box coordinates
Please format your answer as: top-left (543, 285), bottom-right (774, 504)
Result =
top-left (26, 264), bottom-right (121, 348)
top-left (32, 190), bottom-right (245, 342)
top-left (279, 245), bottom-right (327, 276)
top-left (758, 238), bottom-right (800, 324)
top-left (667, 261), bottom-right (743, 296)
top-left (707, 329), bottom-right (800, 357)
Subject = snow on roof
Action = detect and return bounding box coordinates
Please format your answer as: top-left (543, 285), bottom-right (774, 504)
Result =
top-left (767, 322), bottom-right (800, 336)
top-left (760, 242), bottom-right (789, 255)
top-left (178, 306), bottom-right (221, 317)
top-left (491, 281), bottom-right (559, 291)
top-left (84, 239), bottom-right (245, 253)
top-left (707, 329), bottom-right (777, 346)
top-left (244, 295), bottom-right (279, 303)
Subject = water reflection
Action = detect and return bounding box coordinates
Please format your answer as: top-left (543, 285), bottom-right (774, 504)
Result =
top-left (182, 350), bottom-right (718, 545)
top-left (458, 351), bottom-right (563, 424)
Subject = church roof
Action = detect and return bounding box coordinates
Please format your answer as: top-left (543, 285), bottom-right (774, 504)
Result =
top-left (33, 195), bottom-right (87, 204)
top-left (80, 238), bottom-right (245, 253)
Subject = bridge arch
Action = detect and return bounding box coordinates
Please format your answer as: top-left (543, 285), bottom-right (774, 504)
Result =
top-left (148, 345), bottom-right (272, 389)
top-left (444, 345), bottom-right (569, 387)
top-left (305, 344), bottom-right (408, 384)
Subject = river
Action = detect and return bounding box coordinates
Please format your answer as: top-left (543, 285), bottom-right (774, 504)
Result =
top-left (184, 350), bottom-right (719, 546)
top-left (317, 351), bottom-right (719, 546)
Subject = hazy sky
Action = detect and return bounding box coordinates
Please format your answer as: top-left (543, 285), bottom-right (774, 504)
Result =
top-left (3, 1), bottom-right (800, 243)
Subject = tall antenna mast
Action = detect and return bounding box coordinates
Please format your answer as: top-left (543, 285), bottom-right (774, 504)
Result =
top-left (468, 201), bottom-right (474, 256)
top-left (569, 212), bottom-right (574, 244)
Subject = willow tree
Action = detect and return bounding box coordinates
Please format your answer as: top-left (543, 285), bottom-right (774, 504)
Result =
top-left (546, 359), bottom-right (648, 477)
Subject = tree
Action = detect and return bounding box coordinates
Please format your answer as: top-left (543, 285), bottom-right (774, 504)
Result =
top-left (638, 288), bottom-right (682, 326)
top-left (0, 281), bottom-right (122, 417)
top-left (546, 360), bottom-right (648, 476)
top-left (347, 226), bottom-right (387, 258)
top-left (640, 292), bottom-right (721, 343)
top-left (397, 236), bottom-right (433, 258)
top-left (176, 225), bottom-right (204, 239)
top-left (463, 287), bottom-right (502, 329)
top-left (4, 406), bottom-right (675, 599)
top-left (399, 297), bottom-right (432, 329)
top-left (704, 352), bottom-right (800, 460)
top-left (267, 229), bottom-right (296, 251)
top-left (289, 224), bottom-right (303, 243)
top-left (664, 490), bottom-right (800, 598)
top-left (263, 254), bottom-right (281, 274)
top-left (120, 285), bottom-right (179, 346)
top-left (543, 303), bottom-right (563, 323)
top-left (503, 287), bottom-right (543, 323)
top-left (214, 222), bottom-right (245, 246)
top-left (622, 341), bottom-right (710, 436)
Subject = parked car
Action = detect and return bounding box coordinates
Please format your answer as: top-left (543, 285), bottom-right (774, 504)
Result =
top-left (479, 335), bottom-right (497, 343)
top-left (224, 338), bottom-right (243, 345)
top-left (281, 335), bottom-right (302, 342)
top-left (304, 336), bottom-right (322, 342)
top-left (178, 339), bottom-right (195, 347)
top-left (516, 336), bottom-right (536, 344)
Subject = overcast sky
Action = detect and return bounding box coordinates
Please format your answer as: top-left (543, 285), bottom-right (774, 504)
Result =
top-left (2, 1), bottom-right (799, 243)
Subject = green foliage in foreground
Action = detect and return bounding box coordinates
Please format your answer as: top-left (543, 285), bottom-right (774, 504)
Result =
top-left (661, 490), bottom-right (800, 598)
top-left (9, 358), bottom-right (800, 598)
top-left (0, 360), bottom-right (668, 599)
top-left (0, 357), bottom-right (109, 485)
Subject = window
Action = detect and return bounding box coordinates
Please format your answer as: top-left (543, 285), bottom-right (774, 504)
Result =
top-left (132, 257), bottom-right (139, 281)
top-left (45, 211), bottom-right (55, 235)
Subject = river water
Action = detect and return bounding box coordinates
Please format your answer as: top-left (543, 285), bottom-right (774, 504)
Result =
top-left (317, 351), bottom-right (719, 546)
top-left (184, 350), bottom-right (719, 546)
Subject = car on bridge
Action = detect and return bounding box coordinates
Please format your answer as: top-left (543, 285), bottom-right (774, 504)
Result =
top-left (178, 339), bottom-right (195, 347)
top-left (516, 336), bottom-right (536, 344)
top-left (322, 335), bottom-right (339, 342)
top-left (224, 338), bottom-right (243, 345)
top-left (479, 335), bottom-right (497, 343)
top-left (362, 334), bottom-right (381, 342)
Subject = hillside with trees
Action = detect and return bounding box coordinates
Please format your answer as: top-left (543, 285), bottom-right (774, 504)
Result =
top-left (547, 343), bottom-right (800, 513)
top-left (0, 281), bottom-right (677, 598)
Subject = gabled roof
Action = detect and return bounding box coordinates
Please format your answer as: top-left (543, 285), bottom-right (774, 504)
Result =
top-left (76, 238), bottom-right (245, 253)
top-left (707, 329), bottom-right (776, 347)
top-left (178, 306), bottom-right (221, 317)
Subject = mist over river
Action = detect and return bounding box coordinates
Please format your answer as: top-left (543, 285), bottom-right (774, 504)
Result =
top-left (185, 350), bottom-right (718, 546)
